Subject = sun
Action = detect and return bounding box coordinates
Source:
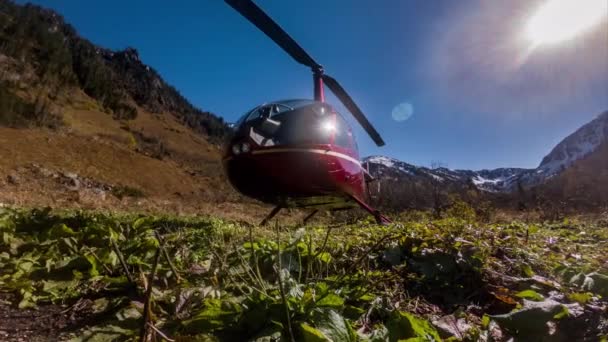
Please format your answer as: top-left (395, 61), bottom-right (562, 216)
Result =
top-left (525, 0), bottom-right (608, 46)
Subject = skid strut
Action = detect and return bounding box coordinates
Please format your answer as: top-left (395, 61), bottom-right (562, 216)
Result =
top-left (349, 195), bottom-right (391, 225)
top-left (302, 209), bottom-right (319, 225)
top-left (260, 205), bottom-right (282, 226)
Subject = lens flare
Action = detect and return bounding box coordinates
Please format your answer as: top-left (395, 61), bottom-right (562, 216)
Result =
top-left (321, 120), bottom-right (336, 132)
top-left (526, 0), bottom-right (608, 46)
top-left (392, 102), bottom-right (414, 122)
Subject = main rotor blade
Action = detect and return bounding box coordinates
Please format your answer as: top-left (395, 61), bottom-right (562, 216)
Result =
top-left (225, 0), bottom-right (321, 70)
top-left (322, 75), bottom-right (385, 147)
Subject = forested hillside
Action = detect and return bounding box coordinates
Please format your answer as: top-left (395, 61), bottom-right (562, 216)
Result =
top-left (0, 0), bottom-right (228, 139)
top-left (0, 0), bottom-right (258, 217)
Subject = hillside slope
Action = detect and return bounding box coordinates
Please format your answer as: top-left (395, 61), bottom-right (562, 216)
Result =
top-left (0, 1), bottom-right (279, 220)
top-left (538, 111), bottom-right (608, 176)
top-left (0, 0), bottom-right (229, 138)
top-left (538, 140), bottom-right (608, 209)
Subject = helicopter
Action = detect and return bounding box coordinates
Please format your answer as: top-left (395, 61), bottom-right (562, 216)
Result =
top-left (222, 0), bottom-right (390, 225)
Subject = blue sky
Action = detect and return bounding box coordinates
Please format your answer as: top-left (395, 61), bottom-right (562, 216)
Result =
top-left (18, 0), bottom-right (608, 170)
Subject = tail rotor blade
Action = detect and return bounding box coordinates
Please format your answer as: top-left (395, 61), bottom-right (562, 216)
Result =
top-left (225, 0), bottom-right (321, 70)
top-left (323, 75), bottom-right (385, 146)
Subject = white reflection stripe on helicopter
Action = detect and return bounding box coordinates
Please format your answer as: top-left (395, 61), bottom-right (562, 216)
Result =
top-left (251, 148), bottom-right (361, 166)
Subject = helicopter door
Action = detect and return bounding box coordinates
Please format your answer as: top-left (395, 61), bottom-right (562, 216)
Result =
top-left (258, 105), bottom-right (281, 136)
top-left (247, 104), bottom-right (288, 146)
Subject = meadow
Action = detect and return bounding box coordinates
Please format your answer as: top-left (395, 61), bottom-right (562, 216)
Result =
top-left (0, 206), bottom-right (607, 341)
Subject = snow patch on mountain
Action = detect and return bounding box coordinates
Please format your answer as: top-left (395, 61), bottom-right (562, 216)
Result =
top-left (472, 175), bottom-right (500, 186)
top-left (430, 174), bottom-right (444, 182)
top-left (366, 156), bottom-right (396, 168)
top-left (537, 111), bottom-right (607, 178)
top-left (363, 111), bottom-right (607, 193)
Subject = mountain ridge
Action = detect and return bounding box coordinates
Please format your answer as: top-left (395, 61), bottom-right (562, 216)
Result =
top-left (0, 0), bottom-right (229, 140)
top-left (0, 0), bottom-right (276, 220)
top-left (364, 110), bottom-right (608, 195)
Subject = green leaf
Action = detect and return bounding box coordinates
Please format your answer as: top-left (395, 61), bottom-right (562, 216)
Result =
top-left (18, 293), bottom-right (36, 309)
top-left (316, 293), bottom-right (345, 309)
top-left (481, 315), bottom-right (490, 328)
top-left (181, 299), bottom-right (242, 334)
top-left (92, 298), bottom-right (110, 314)
top-left (84, 254), bottom-right (100, 276)
top-left (387, 311), bottom-right (441, 342)
top-left (515, 289), bottom-right (544, 301)
top-left (48, 223), bottom-right (77, 238)
top-left (69, 324), bottom-right (135, 342)
top-left (359, 324), bottom-right (389, 342)
top-left (41, 279), bottom-right (79, 299)
top-left (17, 260), bottom-right (34, 273)
top-left (358, 294), bottom-right (375, 302)
top-left (115, 304), bottom-right (141, 321)
top-left (521, 264), bottom-right (535, 277)
top-left (569, 273), bottom-right (586, 286)
top-left (105, 250), bottom-right (119, 267)
top-left (553, 305), bottom-right (569, 320)
top-left (300, 323), bottom-right (328, 342)
top-left (568, 292), bottom-right (593, 304)
top-left (581, 272), bottom-right (608, 297)
top-left (132, 217), bottom-right (151, 230)
top-left (243, 241), bottom-right (260, 251)
top-left (343, 305), bottom-right (366, 320)
top-left (310, 309), bottom-right (357, 342)
top-left (490, 299), bottom-right (566, 335)
top-left (317, 252), bottom-right (332, 264)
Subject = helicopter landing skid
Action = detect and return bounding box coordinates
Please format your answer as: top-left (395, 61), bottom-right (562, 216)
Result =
top-left (348, 195), bottom-right (391, 225)
top-left (260, 205), bottom-right (282, 226)
top-left (259, 197), bottom-right (390, 226)
top-left (302, 209), bottom-right (319, 224)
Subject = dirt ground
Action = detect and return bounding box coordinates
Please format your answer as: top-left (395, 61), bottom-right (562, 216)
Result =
top-left (0, 293), bottom-right (83, 341)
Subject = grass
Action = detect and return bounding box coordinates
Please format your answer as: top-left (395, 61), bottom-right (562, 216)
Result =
top-left (0, 207), bottom-right (607, 341)
top-left (111, 185), bottom-right (146, 200)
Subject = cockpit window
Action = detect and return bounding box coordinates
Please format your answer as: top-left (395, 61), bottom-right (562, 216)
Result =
top-left (235, 100), bottom-right (319, 129)
top-left (333, 113), bottom-right (352, 148)
top-left (235, 105), bottom-right (258, 127)
top-left (235, 101), bottom-right (355, 148)
top-left (245, 103), bottom-right (293, 122)
top-left (273, 99), bottom-right (316, 109)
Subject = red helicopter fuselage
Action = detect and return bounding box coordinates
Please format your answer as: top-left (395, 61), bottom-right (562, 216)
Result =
top-left (222, 0), bottom-right (389, 224)
top-left (222, 100), bottom-right (369, 211)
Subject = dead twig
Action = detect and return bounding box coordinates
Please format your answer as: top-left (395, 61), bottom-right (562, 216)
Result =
top-left (334, 232), bottom-right (397, 285)
top-left (140, 246), bottom-right (162, 342)
top-left (111, 238), bottom-right (135, 284)
top-left (147, 322), bottom-right (175, 342)
top-left (154, 231), bottom-right (182, 282)
top-left (312, 225), bottom-right (333, 260)
top-left (85, 247), bottom-right (113, 275)
top-left (275, 222), bottom-right (295, 342)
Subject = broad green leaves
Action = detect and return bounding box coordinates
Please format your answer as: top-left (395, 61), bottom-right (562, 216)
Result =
top-left (0, 207), bottom-right (606, 341)
top-left (387, 311), bottom-right (441, 342)
top-left (181, 299), bottom-right (243, 334)
top-left (515, 289), bottom-right (544, 301)
top-left (489, 299), bottom-right (568, 336)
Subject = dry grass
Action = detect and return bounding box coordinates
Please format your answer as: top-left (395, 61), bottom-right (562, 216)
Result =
top-left (0, 89), bottom-right (283, 221)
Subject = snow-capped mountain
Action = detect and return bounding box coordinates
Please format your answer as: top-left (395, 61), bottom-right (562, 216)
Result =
top-left (363, 156), bottom-right (530, 192)
top-left (537, 111), bottom-right (607, 177)
top-left (364, 110), bottom-right (608, 193)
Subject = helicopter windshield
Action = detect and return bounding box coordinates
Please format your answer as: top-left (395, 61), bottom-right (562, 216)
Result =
top-left (235, 99), bottom-right (317, 128)
top-left (238, 101), bottom-right (355, 149)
